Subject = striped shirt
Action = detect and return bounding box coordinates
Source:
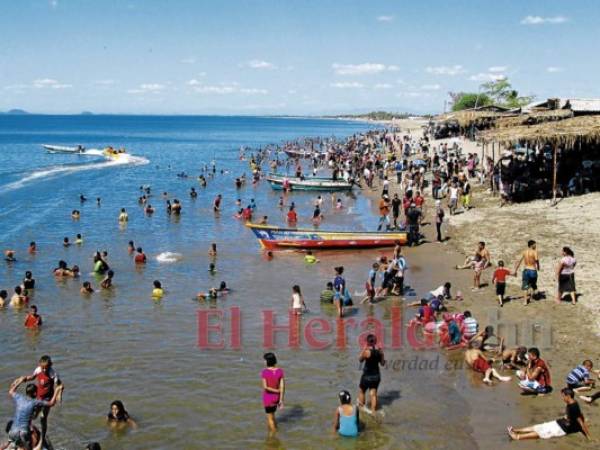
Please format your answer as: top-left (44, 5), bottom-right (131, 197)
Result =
top-left (463, 317), bottom-right (478, 337)
top-left (566, 365), bottom-right (590, 386)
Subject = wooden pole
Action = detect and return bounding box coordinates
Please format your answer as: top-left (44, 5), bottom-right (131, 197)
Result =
top-left (552, 144), bottom-right (558, 204)
top-left (492, 142), bottom-right (496, 193)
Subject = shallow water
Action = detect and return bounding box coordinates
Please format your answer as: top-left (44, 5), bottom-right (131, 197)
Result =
top-left (0, 115), bottom-right (556, 449)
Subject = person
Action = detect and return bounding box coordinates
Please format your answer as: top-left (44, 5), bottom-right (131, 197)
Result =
top-left (405, 203), bottom-right (421, 246)
top-left (377, 195), bottom-right (390, 231)
top-left (333, 390), bottom-right (359, 437)
top-left (93, 253), bottom-right (108, 274)
top-left (24, 305), bottom-right (42, 329)
top-left (21, 355), bottom-right (62, 445)
top-left (426, 282), bottom-right (452, 302)
top-left (28, 242), bottom-right (37, 254)
top-left (145, 204), bottom-right (155, 214)
top-left (259, 215), bottom-right (268, 225)
top-left (7, 376), bottom-right (63, 450)
top-left (461, 178), bottom-right (471, 210)
top-left (469, 325), bottom-right (504, 353)
top-left (448, 182), bottom-right (459, 215)
top-left (10, 286), bottom-right (27, 308)
top-left (63, 237), bottom-right (70, 247)
top-left (5, 250), bottom-right (16, 262)
top-left (107, 400), bottom-right (137, 428)
top-left (208, 243), bottom-right (217, 257)
top-left (290, 285), bottom-right (306, 314)
top-left (462, 310), bottom-right (478, 339)
top-left (456, 242), bottom-right (491, 270)
top-left (361, 263), bottom-right (379, 304)
top-left (312, 205), bottom-right (322, 225)
top-left (118, 208), bottom-right (128, 222)
top-left (171, 199), bottom-right (182, 215)
top-left (304, 250), bottom-right (318, 264)
top-left (22, 272), bottom-right (35, 290)
top-left (319, 282), bottom-right (335, 304)
top-left (391, 193), bottom-right (401, 229)
top-left (514, 240), bottom-right (540, 305)
top-left (333, 267), bottom-right (346, 318)
top-left (190, 187), bottom-right (198, 198)
top-left (86, 443), bottom-right (102, 450)
top-left (134, 247), bottom-right (147, 264)
top-left (492, 260), bottom-right (513, 307)
top-left (556, 246), bottom-right (576, 304)
top-left (358, 334), bottom-right (385, 413)
top-left (71, 210), bottom-right (80, 219)
top-left (517, 347), bottom-right (552, 394)
top-left (152, 280), bottom-right (164, 298)
top-left (0, 290), bottom-right (7, 308)
top-left (566, 360), bottom-right (595, 391)
top-left (261, 352), bottom-right (285, 433)
top-left (208, 263), bottom-right (217, 274)
top-left (213, 194), bottom-right (222, 212)
top-left (100, 270), bottom-right (114, 289)
top-left (416, 298), bottom-right (434, 323)
top-left (500, 346), bottom-right (528, 370)
top-left (127, 241), bottom-right (135, 254)
top-left (507, 388), bottom-right (590, 441)
top-left (286, 206), bottom-right (297, 224)
top-left (435, 200), bottom-right (445, 242)
top-left (80, 281), bottom-right (94, 295)
top-left (464, 342), bottom-right (511, 385)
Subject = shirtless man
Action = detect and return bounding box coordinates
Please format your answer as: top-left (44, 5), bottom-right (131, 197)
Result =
top-left (456, 241), bottom-right (490, 270)
top-left (464, 342), bottom-right (511, 385)
top-left (500, 346), bottom-right (528, 370)
top-left (514, 240), bottom-right (540, 305)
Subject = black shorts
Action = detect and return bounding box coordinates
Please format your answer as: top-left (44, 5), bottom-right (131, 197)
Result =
top-left (264, 405), bottom-right (277, 414)
top-left (495, 282), bottom-right (506, 296)
top-left (359, 374), bottom-right (381, 391)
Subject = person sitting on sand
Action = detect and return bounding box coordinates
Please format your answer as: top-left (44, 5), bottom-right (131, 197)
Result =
top-left (319, 282), bottom-right (335, 304)
top-left (24, 305), bottom-right (42, 328)
top-left (80, 281), bottom-right (94, 295)
top-left (507, 388), bottom-right (590, 441)
top-left (464, 342), bottom-right (511, 385)
top-left (100, 270), bottom-right (114, 289)
top-left (517, 347), bottom-right (552, 394)
top-left (500, 346), bottom-right (528, 370)
top-left (333, 390), bottom-right (360, 437)
top-left (107, 400), bottom-right (137, 429)
top-left (566, 360), bottom-right (596, 392)
top-left (469, 326), bottom-right (504, 353)
top-left (462, 311), bottom-right (478, 339)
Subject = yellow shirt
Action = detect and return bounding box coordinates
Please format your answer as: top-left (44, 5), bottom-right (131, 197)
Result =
top-left (152, 288), bottom-right (164, 298)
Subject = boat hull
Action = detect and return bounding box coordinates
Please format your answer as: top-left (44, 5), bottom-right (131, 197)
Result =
top-left (247, 224), bottom-right (407, 250)
top-left (266, 176), bottom-right (353, 191)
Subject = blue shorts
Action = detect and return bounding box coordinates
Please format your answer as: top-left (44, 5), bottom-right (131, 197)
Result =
top-left (522, 269), bottom-right (538, 291)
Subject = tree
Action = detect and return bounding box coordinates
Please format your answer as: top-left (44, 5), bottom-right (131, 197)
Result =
top-left (481, 78), bottom-right (534, 108)
top-left (449, 92), bottom-right (492, 111)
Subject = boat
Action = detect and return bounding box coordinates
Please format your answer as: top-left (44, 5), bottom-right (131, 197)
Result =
top-left (284, 148), bottom-right (325, 159)
top-left (102, 147), bottom-right (127, 159)
top-left (246, 223), bottom-right (407, 250)
top-left (266, 174), bottom-right (353, 191)
top-left (43, 144), bottom-right (85, 154)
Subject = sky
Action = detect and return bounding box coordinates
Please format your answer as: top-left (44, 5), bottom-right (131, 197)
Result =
top-left (1, 0), bottom-right (599, 115)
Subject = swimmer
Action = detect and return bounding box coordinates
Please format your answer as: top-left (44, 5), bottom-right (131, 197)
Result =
top-left (259, 215), bottom-right (268, 225)
top-left (75, 234), bottom-right (83, 245)
top-left (5, 250), bottom-right (16, 262)
top-left (0, 290), bottom-right (7, 307)
top-left (145, 204), bottom-right (155, 214)
top-left (118, 208), bottom-right (128, 222)
top-left (217, 281), bottom-right (230, 294)
top-left (100, 270), bottom-right (114, 289)
top-left (208, 243), bottom-right (217, 257)
top-left (190, 187), bottom-right (198, 198)
top-left (304, 250), bottom-right (319, 264)
top-left (71, 209), bottom-right (80, 219)
top-left (22, 272), bottom-right (35, 290)
top-left (96, 197), bottom-right (101, 206)
top-left (336, 198), bottom-right (343, 209)
top-left (80, 281), bottom-right (94, 295)
top-left (24, 305), bottom-right (42, 328)
top-left (290, 285), bottom-right (306, 314)
top-left (152, 280), bottom-right (164, 298)
top-left (29, 242), bottom-right (37, 254)
top-left (63, 237), bottom-right (70, 247)
top-left (127, 241), bottom-right (135, 254)
top-left (333, 390), bottom-right (359, 437)
top-left (69, 265), bottom-right (80, 277)
top-left (261, 352), bottom-right (285, 433)
top-left (208, 263), bottom-right (217, 274)
top-left (134, 247), bottom-right (147, 264)
top-left (107, 400), bottom-right (137, 429)
top-left (80, 194), bottom-right (87, 203)
top-left (53, 260), bottom-right (71, 277)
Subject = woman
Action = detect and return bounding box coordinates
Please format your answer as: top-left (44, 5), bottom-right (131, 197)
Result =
top-left (556, 247), bottom-right (576, 304)
top-left (107, 400), bottom-right (137, 428)
top-left (358, 334), bottom-right (385, 414)
top-left (261, 353), bottom-right (285, 433)
top-left (289, 285), bottom-right (306, 315)
top-left (333, 390), bottom-right (359, 437)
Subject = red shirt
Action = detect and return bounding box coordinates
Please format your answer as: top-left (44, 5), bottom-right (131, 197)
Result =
top-left (242, 208), bottom-right (252, 220)
top-left (414, 196), bottom-right (424, 207)
top-left (532, 358), bottom-right (551, 387)
top-left (134, 253), bottom-right (147, 264)
top-left (33, 367), bottom-right (56, 400)
top-left (493, 268), bottom-right (511, 283)
top-left (24, 313), bottom-right (42, 328)
top-left (287, 210), bottom-right (297, 222)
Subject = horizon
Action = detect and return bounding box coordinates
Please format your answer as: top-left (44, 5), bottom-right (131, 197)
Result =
top-left (2, 0), bottom-right (599, 115)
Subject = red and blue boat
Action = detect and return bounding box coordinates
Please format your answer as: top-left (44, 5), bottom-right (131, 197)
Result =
top-left (246, 223), bottom-right (407, 250)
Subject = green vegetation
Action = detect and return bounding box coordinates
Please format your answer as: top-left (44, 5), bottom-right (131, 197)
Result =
top-left (449, 78), bottom-right (534, 111)
top-left (334, 111), bottom-right (412, 120)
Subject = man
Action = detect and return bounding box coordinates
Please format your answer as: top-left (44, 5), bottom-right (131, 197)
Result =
top-left (7, 375), bottom-right (63, 450)
top-left (464, 342), bottom-right (511, 385)
top-left (469, 325), bottom-right (503, 353)
top-left (213, 194), bottom-right (222, 212)
top-left (413, 191), bottom-right (425, 224)
top-left (405, 203), bottom-right (421, 247)
top-left (394, 159), bottom-right (403, 184)
top-left (377, 195), bottom-right (390, 231)
top-left (508, 388), bottom-right (590, 441)
top-left (391, 194), bottom-right (401, 230)
top-left (456, 241), bottom-right (491, 270)
top-left (517, 347), bottom-right (552, 395)
top-left (514, 240), bottom-right (540, 305)
top-left (434, 200), bottom-right (445, 242)
top-left (134, 247), bottom-right (147, 264)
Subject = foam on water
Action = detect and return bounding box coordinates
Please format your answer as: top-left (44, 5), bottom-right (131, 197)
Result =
top-left (156, 251), bottom-right (183, 263)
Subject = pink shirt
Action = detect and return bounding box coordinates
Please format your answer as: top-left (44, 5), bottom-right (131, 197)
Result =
top-left (261, 367), bottom-right (284, 407)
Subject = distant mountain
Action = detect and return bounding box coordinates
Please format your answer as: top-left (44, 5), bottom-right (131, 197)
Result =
top-left (80, 111), bottom-right (94, 115)
top-left (1, 109), bottom-right (30, 115)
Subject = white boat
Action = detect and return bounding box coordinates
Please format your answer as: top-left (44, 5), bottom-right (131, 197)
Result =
top-left (43, 144), bottom-right (86, 154)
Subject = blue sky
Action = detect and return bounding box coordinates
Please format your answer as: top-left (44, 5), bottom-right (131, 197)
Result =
top-left (1, 0), bottom-right (599, 115)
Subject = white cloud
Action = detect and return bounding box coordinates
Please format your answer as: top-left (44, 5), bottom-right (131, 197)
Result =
top-left (332, 63), bottom-right (386, 75)
top-left (376, 15), bottom-right (394, 22)
top-left (94, 79), bottom-right (116, 86)
top-left (520, 15), bottom-right (568, 25)
top-left (387, 65), bottom-right (400, 72)
top-left (246, 59), bottom-right (276, 69)
top-left (127, 83), bottom-right (165, 94)
top-left (180, 57), bottom-right (196, 64)
top-left (488, 66), bottom-right (507, 73)
top-left (330, 82), bottom-right (364, 89)
top-left (374, 83), bottom-right (393, 89)
top-left (425, 65), bottom-right (465, 76)
top-left (191, 82), bottom-right (268, 95)
top-left (469, 72), bottom-right (507, 82)
top-left (546, 66), bottom-right (564, 73)
top-left (33, 78), bottom-right (72, 89)
top-left (240, 88), bottom-right (268, 95)
top-left (421, 84), bottom-right (441, 91)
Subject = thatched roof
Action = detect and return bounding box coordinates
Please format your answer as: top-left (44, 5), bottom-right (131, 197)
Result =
top-left (435, 110), bottom-right (508, 128)
top-left (480, 115), bottom-right (600, 148)
top-left (493, 109), bottom-right (574, 128)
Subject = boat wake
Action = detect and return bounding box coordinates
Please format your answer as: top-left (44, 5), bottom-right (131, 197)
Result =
top-left (156, 252), bottom-right (183, 263)
top-left (0, 153), bottom-right (149, 194)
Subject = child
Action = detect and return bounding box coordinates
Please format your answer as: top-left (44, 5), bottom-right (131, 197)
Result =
top-left (80, 281), bottom-right (95, 295)
top-left (75, 234), bottom-right (83, 245)
top-left (101, 270), bottom-right (114, 289)
top-left (63, 237), bottom-right (70, 247)
top-left (492, 260), bottom-right (513, 307)
top-left (24, 305), bottom-right (42, 328)
top-left (152, 280), bottom-right (164, 298)
top-left (261, 353), bottom-right (285, 433)
top-left (29, 241), bottom-right (37, 254)
top-left (290, 285), bottom-right (306, 314)
top-left (304, 250), bottom-right (318, 264)
top-left (361, 263), bottom-right (379, 304)
top-left (333, 390), bottom-right (359, 437)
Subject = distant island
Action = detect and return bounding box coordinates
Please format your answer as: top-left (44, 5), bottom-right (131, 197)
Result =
top-left (80, 111), bottom-right (94, 115)
top-left (326, 111), bottom-right (416, 121)
top-left (0, 109), bottom-right (30, 115)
